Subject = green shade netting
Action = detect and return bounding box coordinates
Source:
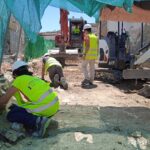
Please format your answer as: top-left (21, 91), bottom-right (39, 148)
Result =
top-left (0, 0), bottom-right (52, 65)
top-left (0, 0), bottom-right (147, 64)
top-left (5, 0), bottom-right (52, 42)
top-left (0, 0), bottom-right (10, 66)
top-left (24, 35), bottom-right (55, 61)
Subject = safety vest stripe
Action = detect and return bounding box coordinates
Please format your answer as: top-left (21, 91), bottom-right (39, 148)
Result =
top-left (35, 88), bottom-right (53, 103)
top-left (28, 97), bottom-right (59, 113)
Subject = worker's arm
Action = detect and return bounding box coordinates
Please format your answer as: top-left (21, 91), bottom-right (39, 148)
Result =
top-left (41, 61), bottom-right (45, 80)
top-left (0, 87), bottom-right (18, 110)
top-left (83, 35), bottom-right (90, 58)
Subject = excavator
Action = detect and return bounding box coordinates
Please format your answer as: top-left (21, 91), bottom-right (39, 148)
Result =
top-left (55, 9), bottom-right (86, 51)
top-left (96, 2), bottom-right (150, 82)
top-left (52, 9), bottom-right (86, 65)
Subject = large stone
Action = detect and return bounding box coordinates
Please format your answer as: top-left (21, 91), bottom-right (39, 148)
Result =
top-left (0, 129), bottom-right (25, 144)
top-left (130, 131), bottom-right (142, 138)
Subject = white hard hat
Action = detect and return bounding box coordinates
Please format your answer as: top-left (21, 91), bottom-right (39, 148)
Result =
top-left (83, 24), bottom-right (92, 31)
top-left (12, 60), bottom-right (27, 71)
top-left (43, 52), bottom-right (49, 57)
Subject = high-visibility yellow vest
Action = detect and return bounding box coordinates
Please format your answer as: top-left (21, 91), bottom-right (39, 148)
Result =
top-left (83, 33), bottom-right (98, 60)
top-left (12, 75), bottom-right (59, 117)
top-left (73, 28), bottom-right (80, 34)
top-left (45, 57), bottom-right (62, 72)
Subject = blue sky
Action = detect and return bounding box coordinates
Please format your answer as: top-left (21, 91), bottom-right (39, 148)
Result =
top-left (40, 6), bottom-right (95, 32)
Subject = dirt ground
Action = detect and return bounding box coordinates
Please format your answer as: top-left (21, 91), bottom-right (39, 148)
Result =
top-left (0, 58), bottom-right (150, 150)
top-left (55, 59), bottom-right (150, 108)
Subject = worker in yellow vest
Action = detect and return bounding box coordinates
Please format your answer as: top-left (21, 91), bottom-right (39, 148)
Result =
top-left (41, 53), bottom-right (68, 90)
top-left (0, 60), bottom-right (59, 137)
top-left (73, 25), bottom-right (80, 34)
top-left (81, 24), bottom-right (99, 87)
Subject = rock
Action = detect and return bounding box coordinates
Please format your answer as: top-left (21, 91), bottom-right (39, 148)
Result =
top-left (4, 143), bottom-right (11, 148)
top-left (128, 136), bottom-right (148, 150)
top-left (131, 131), bottom-right (142, 138)
top-left (74, 132), bottom-right (93, 144)
top-left (0, 129), bottom-right (25, 144)
top-left (48, 119), bottom-right (59, 130)
top-left (128, 137), bottom-right (137, 148)
top-left (113, 126), bottom-right (121, 132)
top-left (137, 137), bottom-right (148, 150)
top-left (117, 141), bottom-right (122, 145)
top-left (4, 72), bottom-right (13, 82)
top-left (0, 74), bottom-right (12, 96)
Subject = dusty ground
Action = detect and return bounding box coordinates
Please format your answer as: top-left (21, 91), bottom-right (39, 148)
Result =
top-left (55, 59), bottom-right (149, 108)
top-left (0, 58), bottom-right (150, 150)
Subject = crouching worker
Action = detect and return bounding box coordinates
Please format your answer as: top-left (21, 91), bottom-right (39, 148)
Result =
top-left (0, 60), bottom-right (59, 137)
top-left (41, 53), bottom-right (68, 90)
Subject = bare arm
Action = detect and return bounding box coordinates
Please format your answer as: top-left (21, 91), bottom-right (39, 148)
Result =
top-left (83, 35), bottom-right (90, 59)
top-left (84, 35), bottom-right (90, 54)
top-left (0, 87), bottom-right (18, 109)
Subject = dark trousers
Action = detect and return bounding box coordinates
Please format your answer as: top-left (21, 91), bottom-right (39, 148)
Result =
top-left (48, 65), bottom-right (64, 81)
top-left (7, 105), bottom-right (38, 130)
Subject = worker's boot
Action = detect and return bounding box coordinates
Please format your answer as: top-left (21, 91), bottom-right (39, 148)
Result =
top-left (53, 74), bottom-right (60, 88)
top-left (81, 79), bottom-right (90, 88)
top-left (33, 117), bottom-right (51, 138)
top-left (60, 77), bottom-right (68, 90)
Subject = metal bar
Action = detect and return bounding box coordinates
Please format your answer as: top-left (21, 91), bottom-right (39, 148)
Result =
top-left (121, 22), bottom-right (123, 34)
top-left (137, 42), bottom-right (150, 54)
top-left (116, 22), bottom-right (120, 61)
top-left (99, 20), bottom-right (102, 39)
top-left (141, 22), bottom-right (144, 48)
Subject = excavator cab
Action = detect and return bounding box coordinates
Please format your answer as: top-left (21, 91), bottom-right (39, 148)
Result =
top-left (69, 18), bottom-right (86, 49)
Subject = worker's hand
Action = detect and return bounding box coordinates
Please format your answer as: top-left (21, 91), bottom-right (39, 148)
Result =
top-left (42, 78), bottom-right (48, 83)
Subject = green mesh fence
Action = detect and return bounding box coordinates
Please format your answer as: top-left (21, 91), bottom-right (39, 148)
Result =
top-left (0, 0), bottom-right (10, 66)
top-left (24, 35), bottom-right (55, 61)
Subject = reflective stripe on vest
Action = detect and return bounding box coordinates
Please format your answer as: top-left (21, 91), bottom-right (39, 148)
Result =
top-left (83, 33), bottom-right (98, 60)
top-left (15, 88), bottom-right (54, 106)
top-left (28, 96), bottom-right (59, 113)
top-left (33, 88), bottom-right (53, 104)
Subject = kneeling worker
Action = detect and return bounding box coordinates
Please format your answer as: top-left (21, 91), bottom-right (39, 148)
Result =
top-left (0, 60), bottom-right (59, 137)
top-left (41, 53), bottom-right (68, 90)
